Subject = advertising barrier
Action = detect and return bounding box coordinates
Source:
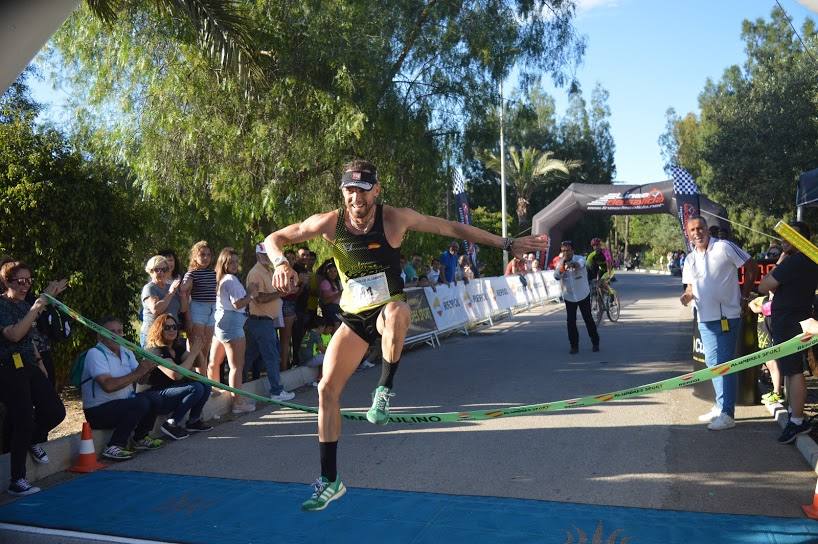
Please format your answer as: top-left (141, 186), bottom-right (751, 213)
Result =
top-left (423, 282), bottom-right (469, 331)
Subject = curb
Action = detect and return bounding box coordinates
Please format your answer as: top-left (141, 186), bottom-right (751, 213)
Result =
top-left (765, 402), bottom-right (818, 474)
top-left (0, 366), bottom-right (319, 485)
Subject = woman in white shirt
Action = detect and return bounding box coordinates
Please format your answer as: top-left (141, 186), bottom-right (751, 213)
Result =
top-left (208, 247), bottom-right (258, 414)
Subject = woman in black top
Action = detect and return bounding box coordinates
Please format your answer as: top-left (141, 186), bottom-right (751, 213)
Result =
top-left (144, 314), bottom-right (212, 439)
top-left (0, 261), bottom-right (67, 495)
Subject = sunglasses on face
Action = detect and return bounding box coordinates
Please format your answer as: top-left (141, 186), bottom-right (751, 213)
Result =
top-left (152, 267), bottom-right (169, 273)
top-left (163, 324), bottom-right (178, 331)
top-left (10, 277), bottom-right (32, 286)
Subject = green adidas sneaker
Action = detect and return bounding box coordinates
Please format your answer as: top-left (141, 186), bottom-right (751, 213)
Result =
top-left (301, 476), bottom-right (346, 512)
top-left (366, 386), bottom-right (394, 425)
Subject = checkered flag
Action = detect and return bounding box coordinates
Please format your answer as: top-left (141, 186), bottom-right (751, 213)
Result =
top-left (670, 166), bottom-right (699, 195)
top-left (452, 168), bottom-right (466, 195)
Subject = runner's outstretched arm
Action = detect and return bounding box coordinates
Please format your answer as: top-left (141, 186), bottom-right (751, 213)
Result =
top-left (388, 207), bottom-right (548, 258)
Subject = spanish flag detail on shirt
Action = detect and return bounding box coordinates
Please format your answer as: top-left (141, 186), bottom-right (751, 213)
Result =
top-left (329, 205), bottom-right (405, 315)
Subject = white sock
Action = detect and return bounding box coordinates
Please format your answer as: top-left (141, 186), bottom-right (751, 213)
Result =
top-left (791, 417), bottom-right (804, 425)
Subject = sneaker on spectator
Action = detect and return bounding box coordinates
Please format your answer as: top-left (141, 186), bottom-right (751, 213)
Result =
top-left (133, 436), bottom-right (164, 450)
top-left (762, 391), bottom-right (784, 406)
top-left (160, 421), bottom-right (190, 441)
top-left (301, 476), bottom-right (346, 512)
top-left (697, 405), bottom-right (721, 422)
top-left (102, 445), bottom-right (134, 460)
top-left (778, 419), bottom-right (812, 444)
top-left (707, 413), bottom-right (735, 431)
top-left (7, 478), bottom-right (40, 496)
top-left (360, 359), bottom-right (376, 369)
top-left (29, 444), bottom-right (49, 464)
top-left (271, 390), bottom-right (295, 403)
top-left (366, 386), bottom-right (394, 425)
top-left (185, 419), bottom-right (213, 432)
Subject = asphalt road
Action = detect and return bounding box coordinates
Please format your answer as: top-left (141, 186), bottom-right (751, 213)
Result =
top-left (103, 271), bottom-right (817, 518)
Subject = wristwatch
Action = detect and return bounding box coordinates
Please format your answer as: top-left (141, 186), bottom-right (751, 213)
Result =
top-left (272, 256), bottom-right (289, 268)
top-left (502, 237), bottom-right (515, 252)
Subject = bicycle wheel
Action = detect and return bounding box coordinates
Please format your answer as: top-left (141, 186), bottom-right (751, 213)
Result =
top-left (590, 290), bottom-right (604, 325)
top-left (606, 291), bottom-right (621, 322)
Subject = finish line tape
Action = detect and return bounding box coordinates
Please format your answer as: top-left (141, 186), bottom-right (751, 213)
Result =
top-left (774, 221), bottom-right (818, 266)
top-left (47, 294), bottom-right (818, 424)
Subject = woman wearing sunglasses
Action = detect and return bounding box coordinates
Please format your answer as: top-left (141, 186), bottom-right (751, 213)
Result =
top-left (0, 260), bottom-right (67, 495)
top-left (143, 314), bottom-right (212, 440)
top-left (140, 255), bottom-right (182, 347)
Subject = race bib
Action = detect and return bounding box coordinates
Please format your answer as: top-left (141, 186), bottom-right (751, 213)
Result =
top-left (346, 272), bottom-right (390, 308)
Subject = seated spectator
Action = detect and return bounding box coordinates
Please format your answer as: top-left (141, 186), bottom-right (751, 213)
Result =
top-left (82, 316), bottom-right (164, 462)
top-left (144, 314), bottom-right (213, 437)
top-left (140, 255), bottom-right (182, 347)
top-left (0, 261), bottom-right (67, 495)
top-left (299, 317), bottom-right (330, 369)
top-left (428, 258), bottom-right (442, 284)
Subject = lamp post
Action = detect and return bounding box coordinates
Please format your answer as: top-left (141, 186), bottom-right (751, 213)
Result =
top-left (499, 80), bottom-right (508, 267)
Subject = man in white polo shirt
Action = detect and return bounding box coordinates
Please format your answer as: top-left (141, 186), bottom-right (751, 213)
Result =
top-left (553, 240), bottom-right (600, 354)
top-left (681, 217), bottom-right (756, 430)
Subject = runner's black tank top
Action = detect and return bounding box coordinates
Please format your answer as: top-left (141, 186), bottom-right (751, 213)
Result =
top-left (329, 204), bottom-right (405, 314)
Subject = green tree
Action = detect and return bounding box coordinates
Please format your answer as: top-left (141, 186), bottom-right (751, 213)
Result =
top-left (658, 7), bottom-right (818, 252)
top-left (0, 77), bottom-right (151, 386)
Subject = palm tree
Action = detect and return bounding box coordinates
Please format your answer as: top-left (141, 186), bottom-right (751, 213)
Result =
top-left (2, 0), bottom-right (260, 95)
top-left (483, 146), bottom-right (581, 229)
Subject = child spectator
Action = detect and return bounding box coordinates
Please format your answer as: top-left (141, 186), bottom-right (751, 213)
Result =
top-left (299, 317), bottom-right (338, 386)
top-left (180, 241), bottom-right (217, 375)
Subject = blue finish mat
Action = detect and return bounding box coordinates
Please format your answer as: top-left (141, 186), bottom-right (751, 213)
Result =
top-left (0, 471), bottom-right (817, 543)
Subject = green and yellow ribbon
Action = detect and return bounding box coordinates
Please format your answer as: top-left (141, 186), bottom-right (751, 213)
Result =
top-left (47, 294), bottom-right (817, 424)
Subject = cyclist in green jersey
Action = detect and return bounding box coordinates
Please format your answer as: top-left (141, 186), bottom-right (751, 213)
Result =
top-left (587, 238), bottom-right (614, 296)
top-left (264, 159), bottom-right (549, 512)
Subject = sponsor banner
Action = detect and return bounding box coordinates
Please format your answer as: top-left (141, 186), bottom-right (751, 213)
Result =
top-left (507, 274), bottom-right (530, 306)
top-left (462, 281), bottom-right (492, 322)
top-left (423, 283), bottom-right (469, 331)
top-left (528, 272), bottom-right (548, 302)
top-left (489, 277), bottom-right (517, 311)
top-left (542, 270), bottom-right (562, 300)
top-left (405, 288), bottom-right (437, 338)
top-left (586, 186), bottom-right (666, 212)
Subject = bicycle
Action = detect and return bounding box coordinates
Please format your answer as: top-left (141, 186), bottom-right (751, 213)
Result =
top-left (589, 275), bottom-right (620, 325)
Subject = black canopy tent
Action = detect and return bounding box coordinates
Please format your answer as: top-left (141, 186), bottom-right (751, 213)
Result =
top-left (530, 180), bottom-right (729, 262)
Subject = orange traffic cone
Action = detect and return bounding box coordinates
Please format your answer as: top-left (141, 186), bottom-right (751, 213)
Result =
top-left (69, 422), bottom-right (106, 473)
top-left (802, 477), bottom-right (818, 519)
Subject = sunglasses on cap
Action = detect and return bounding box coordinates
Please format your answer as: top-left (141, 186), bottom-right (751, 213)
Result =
top-left (560, 241), bottom-right (573, 247)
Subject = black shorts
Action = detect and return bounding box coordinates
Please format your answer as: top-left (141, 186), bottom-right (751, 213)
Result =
top-left (772, 316), bottom-right (808, 377)
top-left (339, 306), bottom-right (386, 345)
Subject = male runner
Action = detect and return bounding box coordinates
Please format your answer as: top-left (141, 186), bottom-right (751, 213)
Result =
top-left (264, 159), bottom-right (548, 511)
